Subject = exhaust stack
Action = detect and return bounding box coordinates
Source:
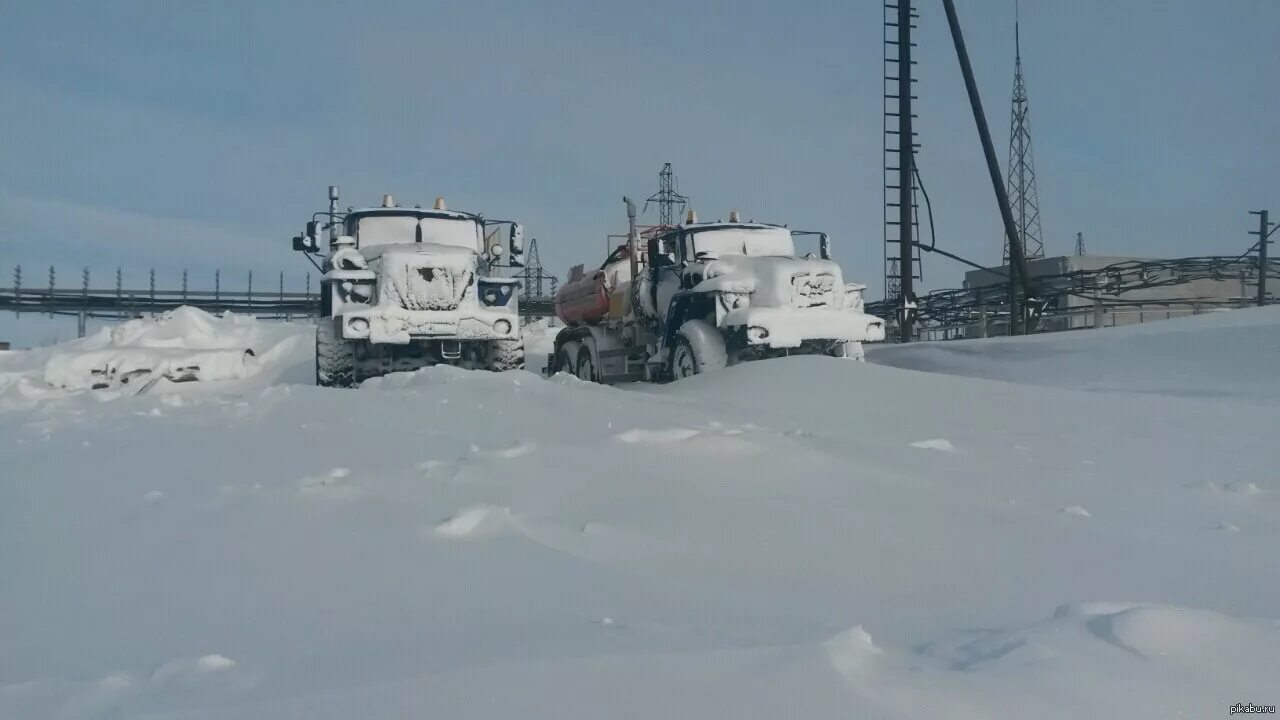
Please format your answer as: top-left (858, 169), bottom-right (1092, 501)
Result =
top-left (382, 194), bottom-right (396, 208)
top-left (434, 197), bottom-right (447, 211)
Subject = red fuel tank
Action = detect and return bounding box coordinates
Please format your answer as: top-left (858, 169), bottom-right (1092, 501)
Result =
top-left (554, 266), bottom-right (609, 325)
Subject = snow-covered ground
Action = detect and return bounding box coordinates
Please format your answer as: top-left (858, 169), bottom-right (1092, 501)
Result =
top-left (2, 307), bottom-right (1277, 718)
top-left (869, 307), bottom-right (1280, 402)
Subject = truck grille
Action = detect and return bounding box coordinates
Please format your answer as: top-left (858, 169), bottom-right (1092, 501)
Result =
top-left (791, 273), bottom-right (836, 308)
top-left (390, 265), bottom-right (472, 311)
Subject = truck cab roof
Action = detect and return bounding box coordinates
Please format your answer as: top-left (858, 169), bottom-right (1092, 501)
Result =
top-left (345, 207), bottom-right (482, 223)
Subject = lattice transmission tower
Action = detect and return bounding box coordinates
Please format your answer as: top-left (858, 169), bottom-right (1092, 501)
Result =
top-left (644, 163), bottom-right (689, 227)
top-left (1003, 3), bottom-right (1046, 263)
top-left (519, 237), bottom-right (556, 300)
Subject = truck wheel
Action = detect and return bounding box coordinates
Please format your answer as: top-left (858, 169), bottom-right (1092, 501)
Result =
top-left (316, 319), bottom-right (355, 388)
top-left (671, 319), bottom-right (728, 380)
top-left (486, 338), bottom-right (525, 372)
top-left (554, 341), bottom-right (580, 376)
top-left (831, 340), bottom-right (865, 361)
top-left (575, 341), bottom-right (597, 382)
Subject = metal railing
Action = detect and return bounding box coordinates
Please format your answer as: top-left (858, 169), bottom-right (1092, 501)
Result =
top-left (867, 255), bottom-right (1278, 341)
top-left (914, 297), bottom-right (1254, 342)
top-left (1, 265), bottom-right (558, 337)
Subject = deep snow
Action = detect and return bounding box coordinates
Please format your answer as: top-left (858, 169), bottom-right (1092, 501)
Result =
top-left (1, 307), bottom-right (1278, 718)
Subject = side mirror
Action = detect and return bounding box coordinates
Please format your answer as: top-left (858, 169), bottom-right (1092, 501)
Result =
top-left (306, 220), bottom-right (319, 241)
top-left (819, 233), bottom-right (831, 260)
top-left (509, 223), bottom-right (525, 256)
top-left (292, 234), bottom-right (318, 253)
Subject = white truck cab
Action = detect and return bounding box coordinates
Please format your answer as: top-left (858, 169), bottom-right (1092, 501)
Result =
top-left (292, 189), bottom-right (526, 386)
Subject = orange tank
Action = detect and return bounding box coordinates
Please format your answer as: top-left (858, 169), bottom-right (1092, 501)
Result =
top-left (554, 266), bottom-right (609, 326)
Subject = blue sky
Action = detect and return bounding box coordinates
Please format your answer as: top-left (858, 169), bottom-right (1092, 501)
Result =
top-left (2, 0), bottom-right (1278, 343)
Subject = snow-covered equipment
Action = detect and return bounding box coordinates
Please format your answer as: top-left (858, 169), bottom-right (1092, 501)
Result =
top-left (292, 186), bottom-right (525, 386)
top-left (547, 198), bottom-right (885, 382)
top-left (30, 307), bottom-right (270, 395)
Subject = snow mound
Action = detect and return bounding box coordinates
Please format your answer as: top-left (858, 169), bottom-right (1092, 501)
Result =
top-left (433, 504), bottom-right (516, 539)
top-left (614, 427), bottom-right (702, 444)
top-left (910, 438), bottom-right (955, 452)
top-left (817, 603), bottom-right (1280, 719)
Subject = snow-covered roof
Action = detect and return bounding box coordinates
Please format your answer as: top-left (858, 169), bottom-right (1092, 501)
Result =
top-left (681, 221), bottom-right (787, 233)
top-left (346, 207), bottom-right (482, 222)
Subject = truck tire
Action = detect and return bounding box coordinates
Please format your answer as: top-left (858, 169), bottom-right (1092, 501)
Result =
top-left (316, 319), bottom-right (355, 388)
top-left (671, 319), bottom-right (728, 380)
top-left (486, 338), bottom-right (525, 372)
top-left (554, 340), bottom-right (580, 376)
top-left (575, 340), bottom-right (597, 382)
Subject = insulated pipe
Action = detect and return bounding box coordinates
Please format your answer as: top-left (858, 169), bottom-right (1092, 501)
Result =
top-left (327, 185), bottom-right (340, 247)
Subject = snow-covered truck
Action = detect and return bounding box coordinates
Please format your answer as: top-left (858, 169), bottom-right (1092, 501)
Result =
top-left (547, 198), bottom-right (885, 383)
top-left (292, 187), bottom-right (525, 387)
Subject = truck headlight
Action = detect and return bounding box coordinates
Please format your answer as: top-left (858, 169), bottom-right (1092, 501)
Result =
top-left (747, 325), bottom-right (769, 343)
top-left (340, 281), bottom-right (373, 304)
top-left (718, 292), bottom-right (748, 312)
top-left (479, 281), bottom-right (514, 307)
top-left (493, 319), bottom-right (512, 335)
top-left (347, 317), bottom-right (369, 336)
top-left (843, 283), bottom-right (866, 312)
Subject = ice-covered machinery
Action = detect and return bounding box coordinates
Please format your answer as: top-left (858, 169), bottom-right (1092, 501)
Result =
top-left (292, 187), bottom-right (526, 387)
top-left (546, 199), bottom-right (885, 383)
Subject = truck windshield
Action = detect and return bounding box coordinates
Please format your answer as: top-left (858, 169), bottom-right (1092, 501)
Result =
top-left (356, 215), bottom-right (482, 251)
top-left (688, 227), bottom-right (796, 258)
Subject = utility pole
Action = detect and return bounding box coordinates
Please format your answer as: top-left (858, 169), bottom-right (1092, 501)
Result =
top-left (1250, 210), bottom-right (1273, 306)
top-left (896, 0), bottom-right (915, 342)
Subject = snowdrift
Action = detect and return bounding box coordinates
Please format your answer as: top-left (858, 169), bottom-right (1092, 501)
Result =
top-left (0, 306), bottom-right (1277, 718)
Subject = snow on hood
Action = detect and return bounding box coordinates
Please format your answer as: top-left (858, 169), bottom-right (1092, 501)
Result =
top-left (373, 246), bottom-right (477, 312)
top-left (361, 242), bottom-right (477, 264)
top-left (698, 255), bottom-right (845, 307)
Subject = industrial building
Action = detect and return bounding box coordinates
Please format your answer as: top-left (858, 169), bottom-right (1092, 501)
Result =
top-left (951, 254), bottom-right (1265, 338)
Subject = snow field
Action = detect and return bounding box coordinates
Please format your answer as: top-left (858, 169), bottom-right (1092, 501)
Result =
top-left (1, 306), bottom-right (1278, 718)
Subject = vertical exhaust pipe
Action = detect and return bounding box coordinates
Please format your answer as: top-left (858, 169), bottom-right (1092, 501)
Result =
top-left (623, 196), bottom-right (639, 317)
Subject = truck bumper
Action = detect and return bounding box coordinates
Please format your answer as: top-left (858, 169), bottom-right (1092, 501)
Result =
top-left (720, 307), bottom-right (885, 348)
top-left (337, 306), bottom-right (519, 345)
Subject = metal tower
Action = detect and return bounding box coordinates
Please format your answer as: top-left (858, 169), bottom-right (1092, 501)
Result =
top-left (644, 163), bottom-right (690, 227)
top-left (519, 237), bottom-right (556, 301)
top-left (1003, 4), bottom-right (1045, 263)
top-left (883, 0), bottom-right (923, 317)
top-left (1074, 231), bottom-right (1085, 256)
